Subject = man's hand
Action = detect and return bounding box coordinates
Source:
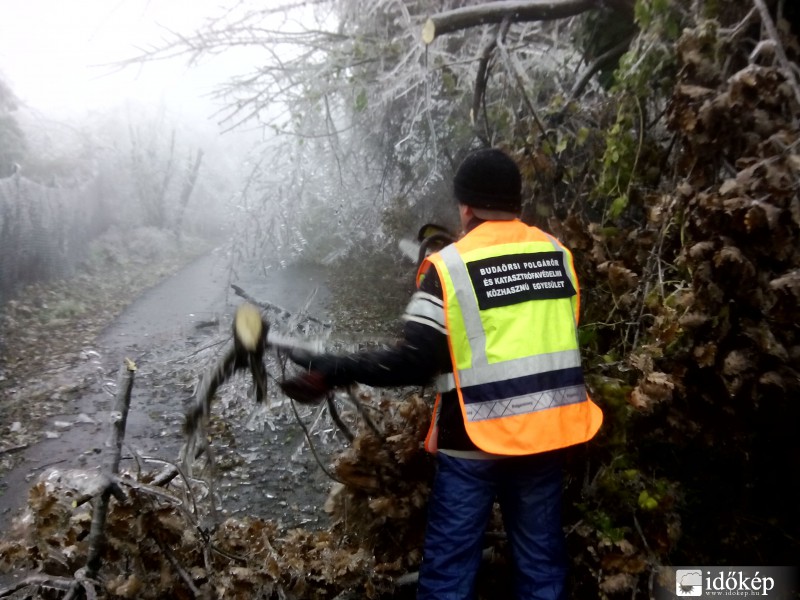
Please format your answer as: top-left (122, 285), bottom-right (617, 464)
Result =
top-left (287, 348), bottom-right (316, 370)
top-left (280, 371), bottom-right (330, 405)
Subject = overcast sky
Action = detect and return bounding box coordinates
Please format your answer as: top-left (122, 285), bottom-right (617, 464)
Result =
top-left (0, 0), bottom-right (250, 121)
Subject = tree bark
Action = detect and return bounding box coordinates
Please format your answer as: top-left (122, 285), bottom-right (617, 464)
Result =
top-left (423, 0), bottom-right (601, 44)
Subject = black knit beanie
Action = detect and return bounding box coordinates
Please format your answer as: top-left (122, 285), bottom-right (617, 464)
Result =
top-left (453, 148), bottom-right (521, 212)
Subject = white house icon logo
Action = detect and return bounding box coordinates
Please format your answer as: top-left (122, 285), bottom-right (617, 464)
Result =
top-left (676, 570), bottom-right (703, 596)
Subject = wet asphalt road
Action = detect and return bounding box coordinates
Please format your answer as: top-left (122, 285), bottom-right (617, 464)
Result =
top-left (0, 248), bottom-right (335, 537)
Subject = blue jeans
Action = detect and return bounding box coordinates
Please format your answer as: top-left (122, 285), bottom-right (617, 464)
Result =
top-left (417, 451), bottom-right (567, 600)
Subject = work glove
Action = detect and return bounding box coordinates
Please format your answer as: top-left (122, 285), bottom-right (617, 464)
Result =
top-left (281, 349), bottom-right (344, 404)
top-left (286, 349), bottom-right (342, 377)
top-left (286, 348), bottom-right (317, 370)
top-left (280, 371), bottom-right (330, 405)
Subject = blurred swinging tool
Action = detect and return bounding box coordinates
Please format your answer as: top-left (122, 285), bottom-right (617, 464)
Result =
top-left (416, 223), bottom-right (456, 267)
top-left (184, 303), bottom-right (327, 438)
top-left (183, 303), bottom-right (269, 442)
top-left (398, 223), bottom-right (457, 270)
top-left (156, 302), bottom-right (325, 485)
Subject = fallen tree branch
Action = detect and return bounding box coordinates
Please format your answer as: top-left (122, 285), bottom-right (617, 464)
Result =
top-left (752, 0), bottom-right (800, 110)
top-left (0, 574), bottom-right (74, 597)
top-left (327, 394), bottom-right (355, 442)
top-left (231, 283), bottom-right (329, 328)
top-left (84, 360), bottom-right (136, 579)
top-left (71, 474), bottom-right (126, 508)
top-left (147, 455), bottom-right (202, 502)
top-left (345, 386), bottom-right (385, 441)
top-left (289, 396), bottom-right (344, 484)
top-left (472, 25), bottom-right (504, 141)
top-left (61, 361), bottom-right (137, 600)
top-left (0, 443), bottom-right (28, 456)
top-left (63, 576), bottom-right (98, 600)
top-left (157, 538), bottom-right (202, 597)
top-left (422, 0), bottom-right (600, 44)
top-left (495, 16), bottom-right (547, 136)
top-left (567, 31), bottom-right (636, 102)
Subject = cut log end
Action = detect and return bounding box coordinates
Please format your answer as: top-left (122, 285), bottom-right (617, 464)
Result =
top-left (422, 18), bottom-right (436, 45)
top-left (234, 303), bottom-right (264, 352)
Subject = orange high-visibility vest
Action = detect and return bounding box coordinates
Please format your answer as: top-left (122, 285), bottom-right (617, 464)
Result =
top-left (419, 220), bottom-right (602, 455)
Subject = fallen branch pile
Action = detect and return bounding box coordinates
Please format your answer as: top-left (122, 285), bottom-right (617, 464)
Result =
top-left (0, 391), bottom-right (435, 599)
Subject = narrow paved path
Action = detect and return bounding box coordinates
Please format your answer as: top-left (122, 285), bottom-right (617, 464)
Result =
top-left (0, 248), bottom-right (332, 536)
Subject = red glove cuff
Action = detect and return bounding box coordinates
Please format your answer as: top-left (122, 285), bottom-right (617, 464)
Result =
top-left (280, 371), bottom-right (329, 405)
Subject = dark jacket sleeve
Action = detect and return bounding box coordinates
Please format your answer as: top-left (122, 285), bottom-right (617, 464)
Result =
top-left (309, 272), bottom-right (450, 388)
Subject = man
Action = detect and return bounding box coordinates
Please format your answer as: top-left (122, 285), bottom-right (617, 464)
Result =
top-left (281, 147), bottom-right (603, 599)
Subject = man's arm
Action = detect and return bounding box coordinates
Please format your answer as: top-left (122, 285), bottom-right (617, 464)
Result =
top-left (281, 273), bottom-right (449, 401)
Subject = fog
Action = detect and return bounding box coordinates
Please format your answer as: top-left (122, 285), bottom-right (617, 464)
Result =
top-left (0, 1), bottom-right (293, 303)
top-left (1, 0), bottom-right (234, 117)
top-left (0, 0), bottom-right (462, 306)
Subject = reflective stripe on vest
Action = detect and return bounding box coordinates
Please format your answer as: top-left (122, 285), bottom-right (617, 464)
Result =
top-left (434, 348), bottom-right (582, 392)
top-left (437, 242), bottom-right (586, 413)
top-left (425, 220), bottom-right (603, 455)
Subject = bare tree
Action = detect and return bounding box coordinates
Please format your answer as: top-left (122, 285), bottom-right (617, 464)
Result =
top-left (125, 0), bottom-right (626, 264)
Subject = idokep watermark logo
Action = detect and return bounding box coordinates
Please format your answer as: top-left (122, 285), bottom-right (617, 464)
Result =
top-left (676, 570), bottom-right (704, 596)
top-left (657, 566), bottom-right (798, 599)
